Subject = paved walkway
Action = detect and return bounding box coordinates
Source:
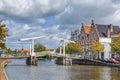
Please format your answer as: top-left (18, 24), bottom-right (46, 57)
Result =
top-left (0, 59), bottom-right (9, 80)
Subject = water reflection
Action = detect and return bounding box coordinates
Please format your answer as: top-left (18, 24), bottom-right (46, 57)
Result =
top-left (5, 59), bottom-right (120, 80)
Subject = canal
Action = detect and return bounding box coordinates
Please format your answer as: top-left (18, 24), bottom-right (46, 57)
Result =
top-left (5, 59), bottom-right (120, 80)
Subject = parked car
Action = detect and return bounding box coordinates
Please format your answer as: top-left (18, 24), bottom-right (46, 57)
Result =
top-left (113, 58), bottom-right (120, 62)
top-left (98, 58), bottom-right (108, 63)
top-left (108, 58), bottom-right (119, 64)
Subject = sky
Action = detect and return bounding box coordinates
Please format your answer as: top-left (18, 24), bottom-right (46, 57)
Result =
top-left (0, 0), bottom-right (120, 50)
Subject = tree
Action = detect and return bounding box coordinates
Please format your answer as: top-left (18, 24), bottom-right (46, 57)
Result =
top-left (0, 43), bottom-right (6, 49)
top-left (34, 44), bottom-right (46, 52)
top-left (65, 43), bottom-right (83, 54)
top-left (0, 21), bottom-right (8, 49)
top-left (110, 37), bottom-right (120, 54)
top-left (5, 48), bottom-right (12, 55)
top-left (91, 41), bottom-right (104, 58)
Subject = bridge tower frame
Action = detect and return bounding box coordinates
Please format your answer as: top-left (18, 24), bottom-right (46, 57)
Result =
top-left (19, 36), bottom-right (45, 65)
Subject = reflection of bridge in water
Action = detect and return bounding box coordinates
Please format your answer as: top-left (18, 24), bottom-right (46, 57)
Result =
top-left (0, 56), bottom-right (29, 59)
top-left (0, 53), bottom-right (59, 66)
top-left (0, 52), bottom-right (59, 59)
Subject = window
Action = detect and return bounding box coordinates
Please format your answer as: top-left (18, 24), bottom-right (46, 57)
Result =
top-left (93, 34), bottom-right (96, 38)
top-left (81, 36), bottom-right (84, 40)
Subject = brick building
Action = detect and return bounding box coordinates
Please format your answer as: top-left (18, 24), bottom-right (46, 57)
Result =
top-left (71, 20), bottom-right (120, 59)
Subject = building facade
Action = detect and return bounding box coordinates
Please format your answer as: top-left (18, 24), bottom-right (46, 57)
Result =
top-left (71, 20), bottom-right (120, 59)
top-left (71, 29), bottom-right (80, 43)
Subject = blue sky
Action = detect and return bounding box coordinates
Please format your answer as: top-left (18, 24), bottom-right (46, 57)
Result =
top-left (0, 0), bottom-right (120, 50)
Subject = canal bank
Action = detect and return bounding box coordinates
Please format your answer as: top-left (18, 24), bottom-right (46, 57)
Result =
top-left (72, 58), bottom-right (120, 67)
top-left (55, 56), bottom-right (120, 67)
top-left (0, 59), bottom-right (10, 80)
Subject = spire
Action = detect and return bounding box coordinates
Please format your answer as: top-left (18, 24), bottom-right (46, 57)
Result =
top-left (81, 22), bottom-right (84, 26)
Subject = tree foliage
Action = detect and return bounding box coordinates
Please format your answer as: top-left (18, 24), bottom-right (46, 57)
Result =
top-left (0, 43), bottom-right (6, 49)
top-left (110, 37), bottom-right (120, 54)
top-left (34, 44), bottom-right (46, 52)
top-left (5, 48), bottom-right (12, 55)
top-left (0, 21), bottom-right (8, 49)
top-left (65, 43), bottom-right (83, 54)
top-left (91, 41), bottom-right (104, 54)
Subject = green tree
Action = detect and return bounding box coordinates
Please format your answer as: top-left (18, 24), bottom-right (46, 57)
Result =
top-left (65, 43), bottom-right (83, 54)
top-left (34, 44), bottom-right (46, 52)
top-left (0, 43), bottom-right (6, 49)
top-left (0, 21), bottom-right (8, 49)
top-left (5, 48), bottom-right (12, 55)
top-left (110, 37), bottom-right (120, 54)
top-left (91, 41), bottom-right (104, 58)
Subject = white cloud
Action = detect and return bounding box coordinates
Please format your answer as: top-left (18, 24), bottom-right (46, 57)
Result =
top-left (51, 25), bottom-right (59, 31)
top-left (0, 0), bottom-right (69, 22)
top-left (5, 21), bottom-right (68, 49)
top-left (105, 10), bottom-right (120, 25)
top-left (23, 24), bottom-right (31, 30)
top-left (56, 0), bottom-right (120, 25)
top-left (37, 18), bottom-right (46, 24)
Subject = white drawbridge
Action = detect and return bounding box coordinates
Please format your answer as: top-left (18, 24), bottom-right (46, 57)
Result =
top-left (50, 36), bottom-right (75, 56)
top-left (19, 36), bottom-right (45, 56)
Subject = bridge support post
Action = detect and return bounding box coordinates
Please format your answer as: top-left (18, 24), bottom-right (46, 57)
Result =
top-left (26, 56), bottom-right (37, 65)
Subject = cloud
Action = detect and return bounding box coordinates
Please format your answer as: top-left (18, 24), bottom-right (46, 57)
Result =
top-left (5, 21), bottom-right (70, 49)
top-left (23, 24), bottom-right (31, 30)
top-left (56, 0), bottom-right (120, 25)
top-left (1, 0), bottom-right (120, 25)
top-left (0, 0), bottom-right (69, 22)
top-left (37, 18), bottom-right (46, 24)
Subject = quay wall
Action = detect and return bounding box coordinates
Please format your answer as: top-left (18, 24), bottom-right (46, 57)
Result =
top-left (72, 59), bottom-right (120, 67)
top-left (0, 59), bottom-right (11, 80)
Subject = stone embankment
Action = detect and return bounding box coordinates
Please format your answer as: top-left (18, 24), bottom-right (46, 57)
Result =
top-left (0, 59), bottom-right (11, 80)
top-left (72, 59), bottom-right (120, 67)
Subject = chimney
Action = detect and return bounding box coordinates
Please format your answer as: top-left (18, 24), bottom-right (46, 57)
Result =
top-left (110, 24), bottom-right (113, 32)
top-left (106, 29), bottom-right (110, 38)
top-left (91, 19), bottom-right (95, 25)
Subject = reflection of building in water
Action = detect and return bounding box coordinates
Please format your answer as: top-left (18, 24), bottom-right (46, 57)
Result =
top-left (69, 66), bottom-right (101, 80)
top-left (99, 67), bottom-right (111, 80)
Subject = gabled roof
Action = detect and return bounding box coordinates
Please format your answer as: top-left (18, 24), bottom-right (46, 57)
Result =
top-left (95, 24), bottom-right (120, 37)
top-left (83, 26), bottom-right (91, 34)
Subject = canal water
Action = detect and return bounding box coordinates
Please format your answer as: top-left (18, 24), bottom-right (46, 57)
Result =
top-left (5, 59), bottom-right (120, 80)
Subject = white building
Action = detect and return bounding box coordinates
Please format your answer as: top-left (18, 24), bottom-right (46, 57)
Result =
top-left (99, 38), bottom-right (111, 59)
